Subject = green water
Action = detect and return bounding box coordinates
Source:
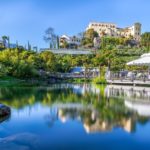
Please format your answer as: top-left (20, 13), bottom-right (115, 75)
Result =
top-left (0, 84), bottom-right (150, 150)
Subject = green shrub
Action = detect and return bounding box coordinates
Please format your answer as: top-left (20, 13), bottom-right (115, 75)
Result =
top-left (93, 77), bottom-right (107, 84)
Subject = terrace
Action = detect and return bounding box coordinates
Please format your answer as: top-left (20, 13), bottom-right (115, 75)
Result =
top-left (107, 53), bottom-right (150, 86)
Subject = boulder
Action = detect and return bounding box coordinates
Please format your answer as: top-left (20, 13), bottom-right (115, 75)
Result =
top-left (0, 104), bottom-right (11, 117)
top-left (0, 115), bottom-right (10, 123)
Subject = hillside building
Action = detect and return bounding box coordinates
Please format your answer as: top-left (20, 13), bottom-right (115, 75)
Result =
top-left (86, 22), bottom-right (142, 41)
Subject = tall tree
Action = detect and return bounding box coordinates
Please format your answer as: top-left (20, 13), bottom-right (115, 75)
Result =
top-left (2, 36), bottom-right (9, 48)
top-left (44, 27), bottom-right (57, 49)
top-left (81, 29), bottom-right (99, 48)
top-left (57, 36), bottom-right (60, 49)
top-left (85, 29), bottom-right (99, 41)
top-left (27, 41), bottom-right (32, 51)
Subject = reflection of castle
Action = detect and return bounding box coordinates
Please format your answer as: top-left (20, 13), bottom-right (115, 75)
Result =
top-left (84, 118), bottom-right (133, 134)
top-left (84, 120), bottom-right (112, 133)
top-left (56, 103), bottom-right (95, 123)
top-left (49, 103), bottom-right (135, 134)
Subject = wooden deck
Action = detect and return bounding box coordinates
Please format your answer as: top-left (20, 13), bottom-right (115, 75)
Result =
top-left (107, 79), bottom-right (150, 86)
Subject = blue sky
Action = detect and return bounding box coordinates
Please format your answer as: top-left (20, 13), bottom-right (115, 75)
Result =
top-left (0, 0), bottom-right (149, 48)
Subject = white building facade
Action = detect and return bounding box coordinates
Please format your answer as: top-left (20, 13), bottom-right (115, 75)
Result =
top-left (60, 35), bottom-right (81, 47)
top-left (86, 22), bottom-right (142, 41)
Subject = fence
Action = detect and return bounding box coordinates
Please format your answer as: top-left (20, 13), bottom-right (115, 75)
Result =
top-left (107, 71), bottom-right (150, 82)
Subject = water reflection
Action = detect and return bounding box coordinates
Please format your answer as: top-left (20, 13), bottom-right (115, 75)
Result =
top-left (0, 84), bottom-right (149, 134)
top-left (105, 85), bottom-right (150, 117)
top-left (1, 84), bottom-right (150, 149)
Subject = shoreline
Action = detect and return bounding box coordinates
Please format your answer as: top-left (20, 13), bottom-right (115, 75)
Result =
top-left (1, 76), bottom-right (150, 88)
top-left (0, 76), bottom-right (93, 87)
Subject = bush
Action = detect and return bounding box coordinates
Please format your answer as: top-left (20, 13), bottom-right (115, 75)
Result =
top-left (93, 77), bottom-right (107, 84)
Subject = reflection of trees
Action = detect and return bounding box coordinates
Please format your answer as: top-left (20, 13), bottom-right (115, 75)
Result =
top-left (44, 107), bottom-right (58, 127)
top-left (0, 86), bottom-right (98, 109)
top-left (0, 85), bottom-right (149, 133)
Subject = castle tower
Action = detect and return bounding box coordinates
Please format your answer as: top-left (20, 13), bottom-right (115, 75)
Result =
top-left (133, 23), bottom-right (142, 41)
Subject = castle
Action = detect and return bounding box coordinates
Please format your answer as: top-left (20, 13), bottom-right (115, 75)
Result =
top-left (86, 22), bottom-right (142, 41)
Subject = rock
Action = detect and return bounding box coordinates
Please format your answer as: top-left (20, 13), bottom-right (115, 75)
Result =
top-left (0, 115), bottom-right (10, 124)
top-left (0, 104), bottom-right (11, 117)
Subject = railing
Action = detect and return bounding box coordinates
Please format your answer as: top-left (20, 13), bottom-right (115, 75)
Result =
top-left (107, 71), bottom-right (150, 82)
top-left (47, 72), bottom-right (99, 79)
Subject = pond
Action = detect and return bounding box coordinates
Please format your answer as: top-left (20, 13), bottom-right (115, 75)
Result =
top-left (0, 84), bottom-right (150, 150)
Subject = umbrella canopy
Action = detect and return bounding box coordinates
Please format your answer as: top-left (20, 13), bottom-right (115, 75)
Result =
top-left (127, 53), bottom-right (150, 66)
